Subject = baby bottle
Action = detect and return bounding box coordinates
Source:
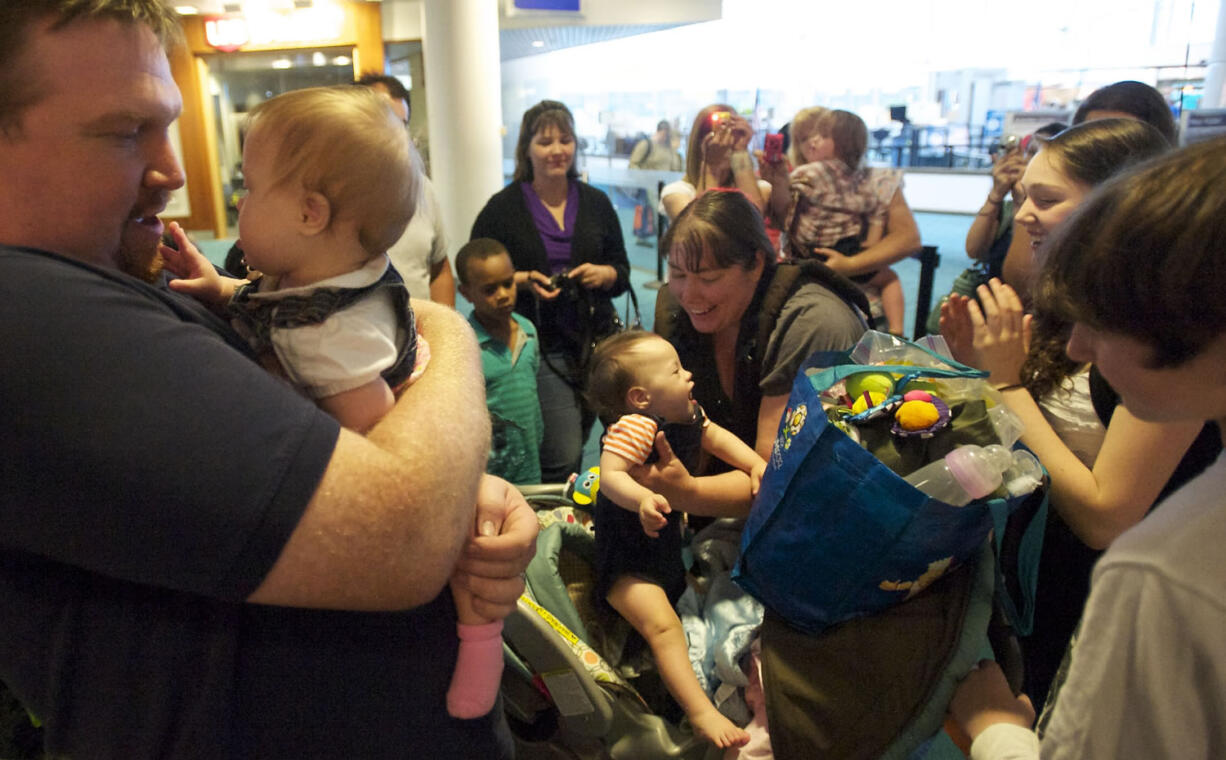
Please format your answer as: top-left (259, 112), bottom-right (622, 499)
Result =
top-left (904, 444), bottom-right (1016, 507)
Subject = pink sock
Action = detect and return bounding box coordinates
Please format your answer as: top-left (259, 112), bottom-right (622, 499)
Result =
top-left (446, 620), bottom-right (504, 719)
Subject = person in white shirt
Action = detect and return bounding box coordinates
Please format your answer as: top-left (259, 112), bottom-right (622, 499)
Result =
top-left (357, 72), bottom-right (456, 307)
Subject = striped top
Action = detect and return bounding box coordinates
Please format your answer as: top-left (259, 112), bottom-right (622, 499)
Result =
top-left (602, 414), bottom-right (660, 464)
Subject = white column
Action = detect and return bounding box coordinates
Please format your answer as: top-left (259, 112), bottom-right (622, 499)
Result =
top-left (1204, 0), bottom-right (1226, 108)
top-left (422, 0), bottom-right (505, 257)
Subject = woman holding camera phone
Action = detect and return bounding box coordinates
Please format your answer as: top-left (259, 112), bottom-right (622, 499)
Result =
top-left (471, 100), bottom-right (631, 482)
top-left (659, 104), bottom-right (771, 223)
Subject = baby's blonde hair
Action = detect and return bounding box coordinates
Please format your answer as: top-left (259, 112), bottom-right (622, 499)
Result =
top-left (787, 106), bottom-right (828, 167)
top-left (247, 86), bottom-right (419, 256)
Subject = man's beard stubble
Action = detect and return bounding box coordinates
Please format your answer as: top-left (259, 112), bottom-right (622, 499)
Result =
top-left (117, 227), bottom-right (165, 284)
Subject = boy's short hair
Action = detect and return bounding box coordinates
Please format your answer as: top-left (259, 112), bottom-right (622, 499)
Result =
top-left (355, 71), bottom-right (409, 104)
top-left (247, 86), bottom-right (418, 256)
top-left (0, 0), bottom-right (182, 137)
top-left (1037, 136), bottom-right (1226, 368)
top-left (815, 109), bottom-right (869, 169)
top-left (586, 330), bottom-right (658, 425)
top-left (455, 238), bottom-right (509, 285)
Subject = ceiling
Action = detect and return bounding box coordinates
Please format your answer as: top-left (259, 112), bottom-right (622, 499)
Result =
top-left (498, 23), bottom-right (680, 61)
top-left (175, 2), bottom-right (685, 61)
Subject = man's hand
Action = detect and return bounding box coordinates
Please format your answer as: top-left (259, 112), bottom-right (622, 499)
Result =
top-left (160, 221), bottom-right (237, 306)
top-left (638, 493), bottom-right (671, 538)
top-left (451, 474), bottom-right (538, 620)
top-left (948, 660), bottom-right (1035, 743)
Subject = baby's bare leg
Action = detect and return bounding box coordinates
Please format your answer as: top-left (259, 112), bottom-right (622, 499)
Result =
top-left (607, 576), bottom-right (749, 748)
top-left (868, 267), bottom-right (906, 335)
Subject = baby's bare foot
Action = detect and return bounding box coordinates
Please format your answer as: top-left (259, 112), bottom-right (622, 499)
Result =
top-left (691, 707), bottom-right (750, 749)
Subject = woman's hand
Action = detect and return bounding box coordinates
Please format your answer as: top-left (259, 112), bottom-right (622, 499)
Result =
top-left (944, 279), bottom-right (1032, 386)
top-left (627, 432), bottom-right (696, 497)
top-left (728, 114), bottom-right (754, 152)
top-left (811, 247), bottom-right (853, 274)
top-left (989, 151), bottom-right (1027, 203)
top-left (939, 294), bottom-right (977, 365)
top-left (517, 269), bottom-right (561, 301)
top-left (702, 122), bottom-right (738, 176)
top-left (566, 262), bottom-right (618, 291)
top-left (755, 149), bottom-right (790, 188)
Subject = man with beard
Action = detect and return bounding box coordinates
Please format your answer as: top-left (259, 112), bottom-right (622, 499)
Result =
top-left (0, 2), bottom-right (534, 757)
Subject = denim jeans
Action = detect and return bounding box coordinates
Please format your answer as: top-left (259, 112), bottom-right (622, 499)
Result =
top-left (536, 351), bottom-right (595, 483)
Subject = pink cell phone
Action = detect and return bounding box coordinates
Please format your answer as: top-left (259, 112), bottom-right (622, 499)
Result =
top-left (764, 133), bottom-right (784, 162)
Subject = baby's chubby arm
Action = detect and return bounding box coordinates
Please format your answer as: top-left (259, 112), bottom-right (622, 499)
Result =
top-left (319, 377), bottom-right (395, 434)
top-left (160, 221), bottom-right (241, 308)
top-left (702, 421), bottom-right (767, 496)
top-left (600, 450), bottom-right (672, 538)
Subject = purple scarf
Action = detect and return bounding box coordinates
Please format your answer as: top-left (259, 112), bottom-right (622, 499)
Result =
top-left (521, 181), bottom-right (579, 273)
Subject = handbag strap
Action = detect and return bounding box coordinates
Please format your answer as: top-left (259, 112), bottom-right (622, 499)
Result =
top-left (988, 489), bottom-right (1049, 637)
top-left (622, 283), bottom-right (643, 329)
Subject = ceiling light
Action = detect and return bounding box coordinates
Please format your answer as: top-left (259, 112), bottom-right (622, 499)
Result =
top-left (531, 40), bottom-right (545, 48)
top-left (271, 58), bottom-right (292, 69)
top-left (312, 51), bottom-right (327, 66)
top-left (332, 55), bottom-right (352, 66)
top-left (174, 5), bottom-right (200, 15)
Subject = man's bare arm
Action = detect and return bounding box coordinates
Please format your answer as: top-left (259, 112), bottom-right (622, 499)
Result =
top-left (248, 301), bottom-right (489, 610)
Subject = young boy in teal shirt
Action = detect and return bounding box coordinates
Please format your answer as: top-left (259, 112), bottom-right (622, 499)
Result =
top-left (459, 238), bottom-right (545, 484)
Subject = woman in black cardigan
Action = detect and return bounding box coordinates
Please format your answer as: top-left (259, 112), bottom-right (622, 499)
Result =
top-left (471, 100), bottom-right (630, 482)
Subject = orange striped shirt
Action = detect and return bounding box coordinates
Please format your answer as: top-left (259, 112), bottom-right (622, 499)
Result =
top-left (602, 414), bottom-right (659, 464)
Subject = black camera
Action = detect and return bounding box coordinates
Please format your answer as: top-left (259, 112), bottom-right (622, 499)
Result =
top-left (548, 269), bottom-right (579, 296)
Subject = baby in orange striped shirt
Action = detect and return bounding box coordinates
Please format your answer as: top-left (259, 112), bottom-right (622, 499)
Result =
top-left (585, 330), bottom-right (765, 749)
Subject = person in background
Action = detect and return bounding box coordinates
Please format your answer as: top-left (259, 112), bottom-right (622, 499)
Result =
top-left (471, 99), bottom-right (631, 483)
top-left (627, 119), bottom-right (683, 247)
top-left (769, 109), bottom-right (908, 334)
top-left (1002, 80), bottom-right (1176, 301)
top-left (949, 135), bottom-right (1226, 760)
top-left (629, 119), bottom-right (684, 172)
top-left (660, 104), bottom-right (770, 222)
top-left (966, 122), bottom-right (1066, 273)
top-left (457, 237), bottom-right (544, 486)
top-left (356, 72), bottom-right (456, 307)
top-left (0, 2), bottom-right (535, 755)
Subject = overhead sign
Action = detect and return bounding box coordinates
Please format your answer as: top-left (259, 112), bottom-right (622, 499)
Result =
top-left (513, 0), bottom-right (581, 9)
top-left (203, 4), bottom-right (346, 51)
top-left (1180, 109), bottom-right (1226, 146)
top-left (203, 16), bottom-right (249, 52)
